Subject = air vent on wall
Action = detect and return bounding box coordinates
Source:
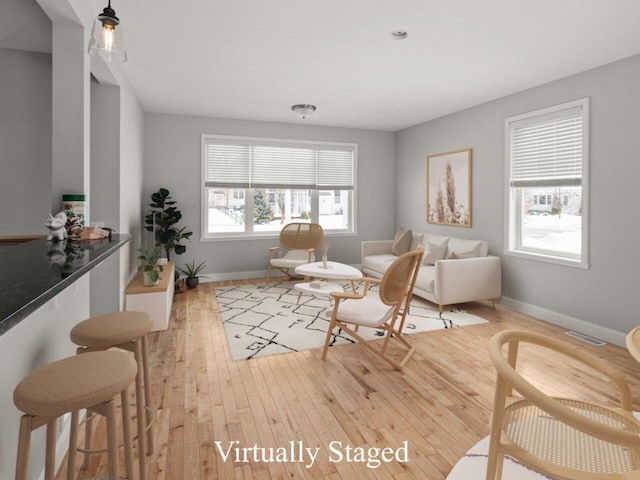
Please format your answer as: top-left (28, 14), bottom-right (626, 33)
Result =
top-left (564, 331), bottom-right (606, 346)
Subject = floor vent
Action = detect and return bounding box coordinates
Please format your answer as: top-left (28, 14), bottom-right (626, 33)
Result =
top-left (565, 331), bottom-right (606, 346)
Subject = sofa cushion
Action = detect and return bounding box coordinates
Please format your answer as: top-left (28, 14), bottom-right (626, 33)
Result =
top-left (422, 240), bottom-right (448, 265)
top-left (363, 254), bottom-right (397, 274)
top-left (415, 265), bottom-right (436, 293)
top-left (421, 233), bottom-right (450, 247)
top-left (392, 228), bottom-right (413, 256)
top-left (410, 233), bottom-right (424, 251)
top-left (446, 238), bottom-right (485, 258)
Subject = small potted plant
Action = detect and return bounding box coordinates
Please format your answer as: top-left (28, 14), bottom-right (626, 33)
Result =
top-left (178, 260), bottom-right (207, 289)
top-left (137, 246), bottom-right (164, 286)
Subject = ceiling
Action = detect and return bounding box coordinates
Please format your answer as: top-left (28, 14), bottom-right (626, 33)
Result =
top-left (8, 1), bottom-right (640, 131)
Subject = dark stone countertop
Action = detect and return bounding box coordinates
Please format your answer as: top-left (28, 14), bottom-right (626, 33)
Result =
top-left (0, 234), bottom-right (131, 337)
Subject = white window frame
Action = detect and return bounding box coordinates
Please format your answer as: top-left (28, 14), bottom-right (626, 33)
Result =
top-left (200, 134), bottom-right (357, 240)
top-left (504, 98), bottom-right (589, 268)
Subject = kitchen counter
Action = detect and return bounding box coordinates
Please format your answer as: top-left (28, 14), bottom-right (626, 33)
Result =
top-left (0, 234), bottom-right (131, 337)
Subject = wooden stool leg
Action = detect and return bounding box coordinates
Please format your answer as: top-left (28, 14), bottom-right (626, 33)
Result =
top-left (105, 399), bottom-right (119, 480)
top-left (133, 341), bottom-right (148, 480)
top-left (141, 334), bottom-right (154, 455)
top-left (82, 410), bottom-right (93, 470)
top-left (120, 386), bottom-right (135, 480)
top-left (15, 415), bottom-right (33, 480)
top-left (45, 419), bottom-right (56, 480)
top-left (67, 411), bottom-right (78, 480)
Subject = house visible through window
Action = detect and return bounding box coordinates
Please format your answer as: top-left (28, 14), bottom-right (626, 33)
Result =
top-left (505, 98), bottom-right (589, 268)
top-left (201, 135), bottom-right (356, 238)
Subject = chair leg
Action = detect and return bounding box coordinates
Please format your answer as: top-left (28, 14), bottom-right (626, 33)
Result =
top-left (133, 341), bottom-right (148, 480)
top-left (142, 334), bottom-right (154, 455)
top-left (45, 420), bottom-right (56, 480)
top-left (120, 386), bottom-right (135, 480)
top-left (105, 399), bottom-right (119, 480)
top-left (15, 415), bottom-right (33, 480)
top-left (267, 263), bottom-right (272, 283)
top-left (82, 411), bottom-right (93, 470)
top-left (67, 411), bottom-right (78, 480)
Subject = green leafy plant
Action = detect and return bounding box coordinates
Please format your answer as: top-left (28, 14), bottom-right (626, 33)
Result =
top-left (137, 247), bottom-right (164, 283)
top-left (144, 188), bottom-right (193, 261)
top-left (178, 260), bottom-right (207, 279)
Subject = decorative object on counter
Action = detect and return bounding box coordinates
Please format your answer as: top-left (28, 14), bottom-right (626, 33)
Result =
top-left (144, 188), bottom-right (193, 261)
top-left (321, 242), bottom-right (330, 268)
top-left (63, 194), bottom-right (86, 238)
top-left (44, 212), bottom-right (68, 241)
top-left (137, 247), bottom-right (164, 287)
top-left (80, 226), bottom-right (112, 240)
top-left (178, 260), bottom-right (207, 289)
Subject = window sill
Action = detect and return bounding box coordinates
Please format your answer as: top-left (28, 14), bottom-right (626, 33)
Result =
top-left (503, 249), bottom-right (589, 269)
top-left (200, 230), bottom-right (357, 242)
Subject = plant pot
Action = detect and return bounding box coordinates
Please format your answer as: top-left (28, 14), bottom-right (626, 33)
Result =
top-left (143, 271), bottom-right (159, 287)
top-left (185, 277), bottom-right (199, 289)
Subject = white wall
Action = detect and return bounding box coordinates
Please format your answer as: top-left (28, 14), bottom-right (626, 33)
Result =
top-left (395, 53), bottom-right (640, 339)
top-left (0, 277), bottom-right (90, 480)
top-left (117, 76), bottom-right (145, 305)
top-left (0, 48), bottom-right (52, 235)
top-left (144, 113), bottom-right (396, 277)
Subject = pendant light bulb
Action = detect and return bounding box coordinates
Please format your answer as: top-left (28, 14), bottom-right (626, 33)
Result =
top-left (88, 1), bottom-right (127, 63)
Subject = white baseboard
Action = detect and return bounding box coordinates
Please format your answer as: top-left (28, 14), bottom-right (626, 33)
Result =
top-left (500, 296), bottom-right (626, 347)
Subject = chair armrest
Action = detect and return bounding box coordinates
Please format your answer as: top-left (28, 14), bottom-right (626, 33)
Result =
top-left (434, 255), bottom-right (502, 305)
top-left (269, 246), bottom-right (280, 251)
top-left (330, 291), bottom-right (364, 300)
top-left (361, 240), bottom-right (394, 263)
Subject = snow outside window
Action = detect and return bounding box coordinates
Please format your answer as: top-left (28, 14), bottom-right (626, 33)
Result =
top-left (504, 98), bottom-right (589, 268)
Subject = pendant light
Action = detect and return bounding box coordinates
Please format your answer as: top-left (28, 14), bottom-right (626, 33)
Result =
top-left (88, 0), bottom-right (127, 63)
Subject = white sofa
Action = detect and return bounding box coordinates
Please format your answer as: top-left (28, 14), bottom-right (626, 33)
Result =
top-left (362, 232), bottom-right (502, 311)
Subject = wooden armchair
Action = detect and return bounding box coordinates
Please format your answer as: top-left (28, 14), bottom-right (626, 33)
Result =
top-left (267, 223), bottom-right (323, 283)
top-left (487, 329), bottom-right (640, 480)
top-left (320, 246), bottom-right (424, 370)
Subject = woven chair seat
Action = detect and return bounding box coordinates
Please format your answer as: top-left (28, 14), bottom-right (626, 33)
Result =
top-left (504, 397), bottom-right (640, 474)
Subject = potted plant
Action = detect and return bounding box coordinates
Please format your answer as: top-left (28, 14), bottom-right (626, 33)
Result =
top-left (144, 188), bottom-right (193, 261)
top-left (178, 260), bottom-right (207, 289)
top-left (137, 247), bottom-right (164, 286)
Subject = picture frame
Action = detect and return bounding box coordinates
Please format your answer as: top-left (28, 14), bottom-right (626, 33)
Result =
top-left (427, 149), bottom-right (472, 227)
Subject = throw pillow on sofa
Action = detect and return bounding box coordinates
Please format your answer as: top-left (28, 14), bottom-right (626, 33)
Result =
top-left (392, 228), bottom-right (413, 256)
top-left (422, 240), bottom-right (448, 265)
top-left (450, 242), bottom-right (482, 259)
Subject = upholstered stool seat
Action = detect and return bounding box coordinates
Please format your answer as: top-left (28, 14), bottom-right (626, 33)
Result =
top-left (13, 351), bottom-right (137, 480)
top-left (70, 311), bottom-right (154, 480)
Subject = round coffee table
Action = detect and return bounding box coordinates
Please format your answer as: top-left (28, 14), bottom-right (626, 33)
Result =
top-left (294, 261), bottom-right (362, 298)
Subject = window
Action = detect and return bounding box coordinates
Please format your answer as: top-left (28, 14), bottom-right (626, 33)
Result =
top-left (202, 135), bottom-right (356, 239)
top-left (505, 98), bottom-right (589, 268)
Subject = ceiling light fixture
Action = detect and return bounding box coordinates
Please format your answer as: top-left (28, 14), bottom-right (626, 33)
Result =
top-left (88, 0), bottom-right (127, 63)
top-left (291, 104), bottom-right (317, 120)
top-left (391, 30), bottom-right (408, 40)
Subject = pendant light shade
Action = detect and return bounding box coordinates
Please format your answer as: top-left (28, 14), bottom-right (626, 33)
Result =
top-left (88, 1), bottom-right (127, 63)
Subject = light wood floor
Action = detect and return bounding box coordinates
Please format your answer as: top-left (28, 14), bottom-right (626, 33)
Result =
top-left (57, 278), bottom-right (640, 480)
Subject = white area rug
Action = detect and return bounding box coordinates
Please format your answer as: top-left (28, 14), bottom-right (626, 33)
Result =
top-left (214, 281), bottom-right (487, 361)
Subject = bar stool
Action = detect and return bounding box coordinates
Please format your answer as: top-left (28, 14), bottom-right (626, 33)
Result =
top-left (70, 311), bottom-right (154, 480)
top-left (13, 350), bottom-right (137, 480)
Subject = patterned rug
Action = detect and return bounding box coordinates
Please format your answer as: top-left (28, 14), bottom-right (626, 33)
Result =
top-left (214, 281), bottom-right (488, 361)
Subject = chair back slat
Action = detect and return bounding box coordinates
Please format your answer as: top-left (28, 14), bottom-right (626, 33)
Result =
top-left (379, 246), bottom-right (424, 306)
top-left (279, 223), bottom-right (324, 250)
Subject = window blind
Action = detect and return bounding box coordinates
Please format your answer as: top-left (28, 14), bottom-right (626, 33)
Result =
top-left (203, 136), bottom-right (355, 190)
top-left (510, 105), bottom-right (584, 188)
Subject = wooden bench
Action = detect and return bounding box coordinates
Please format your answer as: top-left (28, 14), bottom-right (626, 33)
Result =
top-left (125, 262), bottom-right (174, 331)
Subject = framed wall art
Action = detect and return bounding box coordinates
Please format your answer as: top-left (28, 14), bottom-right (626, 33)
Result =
top-left (427, 148), bottom-right (472, 227)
